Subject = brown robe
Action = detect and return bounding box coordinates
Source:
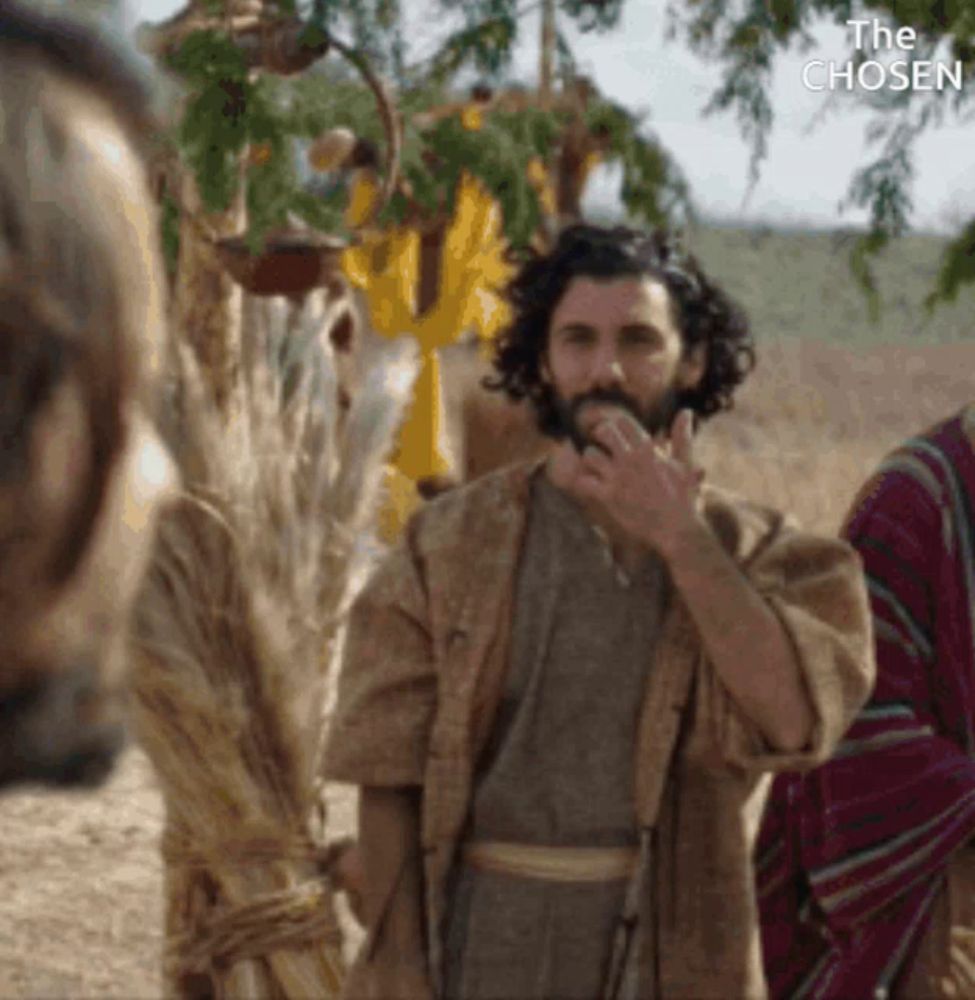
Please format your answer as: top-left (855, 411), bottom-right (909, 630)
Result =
top-left (442, 471), bottom-right (665, 999)
top-left (324, 459), bottom-right (874, 998)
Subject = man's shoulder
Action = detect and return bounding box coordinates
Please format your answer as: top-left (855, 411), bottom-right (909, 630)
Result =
top-left (407, 459), bottom-right (540, 554)
top-left (844, 404), bottom-right (975, 534)
top-left (891, 406), bottom-right (973, 464)
top-left (701, 484), bottom-right (862, 592)
top-left (699, 482), bottom-right (793, 562)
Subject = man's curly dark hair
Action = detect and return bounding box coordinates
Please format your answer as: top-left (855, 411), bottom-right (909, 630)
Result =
top-left (484, 223), bottom-right (756, 437)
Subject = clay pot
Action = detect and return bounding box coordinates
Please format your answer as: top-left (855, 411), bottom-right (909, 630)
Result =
top-left (215, 230), bottom-right (347, 297)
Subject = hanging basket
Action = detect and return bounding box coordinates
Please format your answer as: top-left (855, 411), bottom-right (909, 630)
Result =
top-left (215, 231), bottom-right (347, 298)
top-left (211, 26), bottom-right (402, 299)
top-left (210, 24), bottom-right (401, 297)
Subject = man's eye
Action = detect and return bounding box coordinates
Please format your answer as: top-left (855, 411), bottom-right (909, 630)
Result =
top-left (564, 330), bottom-right (593, 345)
top-left (621, 329), bottom-right (658, 347)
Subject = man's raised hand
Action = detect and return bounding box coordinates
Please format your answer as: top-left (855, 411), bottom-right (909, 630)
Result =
top-left (577, 407), bottom-right (704, 557)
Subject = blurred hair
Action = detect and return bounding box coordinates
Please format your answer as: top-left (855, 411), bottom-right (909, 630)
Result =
top-left (484, 223), bottom-right (756, 436)
top-left (0, 1), bottom-right (154, 147)
top-left (0, 1), bottom-right (163, 587)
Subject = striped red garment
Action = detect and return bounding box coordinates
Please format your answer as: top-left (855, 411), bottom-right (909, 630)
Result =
top-left (757, 405), bottom-right (975, 999)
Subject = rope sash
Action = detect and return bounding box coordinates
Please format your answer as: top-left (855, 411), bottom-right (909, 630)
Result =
top-left (462, 841), bottom-right (638, 882)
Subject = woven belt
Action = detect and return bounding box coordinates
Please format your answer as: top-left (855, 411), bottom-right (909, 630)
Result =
top-left (462, 841), bottom-right (638, 883)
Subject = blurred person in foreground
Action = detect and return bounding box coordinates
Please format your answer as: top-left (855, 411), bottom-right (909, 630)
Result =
top-left (759, 404), bottom-right (975, 998)
top-left (324, 223), bottom-right (874, 999)
top-left (0, 2), bottom-right (175, 788)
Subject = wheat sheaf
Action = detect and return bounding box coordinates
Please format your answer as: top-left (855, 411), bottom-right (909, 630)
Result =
top-left (133, 296), bottom-right (417, 998)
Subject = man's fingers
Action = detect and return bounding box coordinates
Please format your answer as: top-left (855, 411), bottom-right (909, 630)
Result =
top-left (590, 418), bottom-right (632, 457)
top-left (671, 409), bottom-right (695, 467)
top-left (581, 445), bottom-right (614, 479)
top-left (610, 411), bottom-right (650, 448)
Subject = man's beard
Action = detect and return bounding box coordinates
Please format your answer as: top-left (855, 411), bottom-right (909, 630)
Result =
top-left (550, 385), bottom-right (681, 455)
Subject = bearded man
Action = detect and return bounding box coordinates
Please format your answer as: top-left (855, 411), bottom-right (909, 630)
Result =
top-left (759, 404), bottom-right (975, 998)
top-left (324, 224), bottom-right (874, 999)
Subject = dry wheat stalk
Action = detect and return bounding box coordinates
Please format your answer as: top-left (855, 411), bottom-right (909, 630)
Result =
top-left (133, 294), bottom-right (417, 998)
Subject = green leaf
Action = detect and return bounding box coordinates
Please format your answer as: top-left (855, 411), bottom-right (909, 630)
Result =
top-left (845, 146), bottom-right (914, 239)
top-left (415, 111), bottom-right (555, 246)
top-left (926, 219), bottom-right (975, 309)
top-left (584, 96), bottom-right (693, 228)
top-left (166, 29), bottom-right (247, 86)
top-left (178, 72), bottom-right (252, 212)
top-left (849, 230), bottom-right (888, 323)
top-left (424, 16), bottom-right (517, 82)
top-left (558, 0), bottom-right (625, 33)
top-left (291, 188), bottom-right (349, 236)
top-left (306, 0), bottom-right (407, 77)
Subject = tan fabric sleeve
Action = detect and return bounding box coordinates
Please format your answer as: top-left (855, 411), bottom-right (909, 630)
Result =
top-left (341, 787), bottom-right (434, 1000)
top-left (323, 527), bottom-right (437, 787)
top-left (702, 524), bottom-right (875, 773)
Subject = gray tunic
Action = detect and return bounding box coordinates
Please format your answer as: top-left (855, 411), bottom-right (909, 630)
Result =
top-left (443, 470), bottom-right (666, 1000)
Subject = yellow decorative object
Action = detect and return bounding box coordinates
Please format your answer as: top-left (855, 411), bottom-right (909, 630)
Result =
top-left (391, 349), bottom-right (452, 481)
top-left (460, 104), bottom-right (484, 131)
top-left (321, 93), bottom-right (601, 538)
top-left (340, 122), bottom-right (515, 512)
top-left (344, 169), bottom-right (380, 230)
top-left (377, 463), bottom-right (423, 544)
top-left (527, 156), bottom-right (557, 217)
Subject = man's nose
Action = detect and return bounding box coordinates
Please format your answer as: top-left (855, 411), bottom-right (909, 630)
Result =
top-left (592, 349), bottom-right (625, 388)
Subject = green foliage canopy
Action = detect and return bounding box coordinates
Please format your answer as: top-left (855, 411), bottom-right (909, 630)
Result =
top-left (162, 0), bottom-right (690, 256)
top-left (667, 0), bottom-right (975, 312)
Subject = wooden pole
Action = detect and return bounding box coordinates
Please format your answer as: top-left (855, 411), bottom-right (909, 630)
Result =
top-left (172, 168), bottom-right (245, 418)
top-left (163, 9), bottom-right (248, 997)
top-left (539, 0), bottom-right (556, 109)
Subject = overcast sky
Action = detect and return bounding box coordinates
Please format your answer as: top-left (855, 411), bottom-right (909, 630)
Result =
top-left (125, 0), bottom-right (975, 233)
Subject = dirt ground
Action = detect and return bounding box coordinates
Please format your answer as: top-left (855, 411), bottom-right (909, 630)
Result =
top-left (0, 748), bottom-right (166, 997)
top-left (2, 335), bottom-right (972, 998)
top-left (0, 748), bottom-right (358, 999)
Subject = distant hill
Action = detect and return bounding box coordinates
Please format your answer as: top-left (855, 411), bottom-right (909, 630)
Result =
top-left (584, 211), bottom-right (975, 344)
top-left (686, 223), bottom-right (975, 345)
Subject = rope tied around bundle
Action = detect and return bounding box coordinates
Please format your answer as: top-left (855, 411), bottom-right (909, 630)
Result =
top-left (162, 825), bottom-right (354, 976)
top-left (169, 880), bottom-right (343, 974)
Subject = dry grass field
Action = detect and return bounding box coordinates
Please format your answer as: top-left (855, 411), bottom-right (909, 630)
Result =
top-left (697, 335), bottom-right (975, 533)
top-left (2, 330), bottom-right (972, 997)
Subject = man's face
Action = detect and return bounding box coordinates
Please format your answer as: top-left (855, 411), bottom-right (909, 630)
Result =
top-left (542, 275), bottom-right (702, 452)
